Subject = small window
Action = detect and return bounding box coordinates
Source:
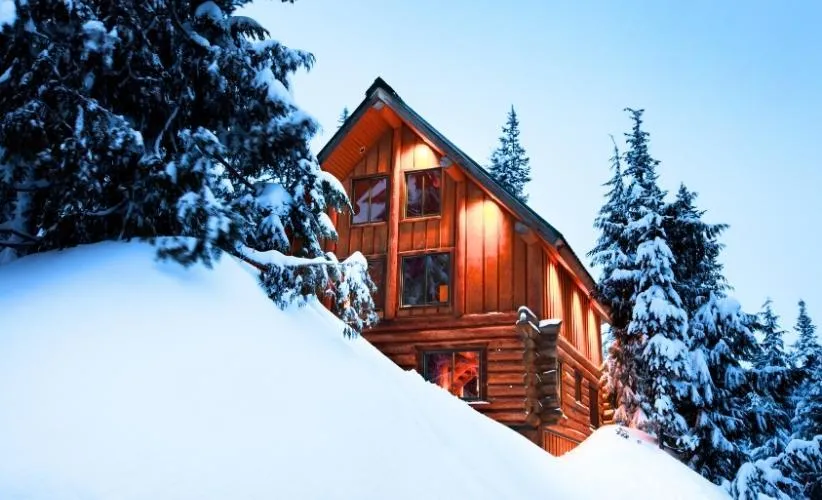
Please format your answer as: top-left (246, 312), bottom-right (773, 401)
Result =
top-left (589, 385), bottom-right (600, 428)
top-left (574, 370), bottom-right (583, 402)
top-left (422, 350), bottom-right (483, 401)
top-left (352, 176), bottom-right (388, 224)
top-left (366, 258), bottom-right (386, 310)
top-left (401, 252), bottom-right (450, 307)
top-left (405, 169), bottom-right (442, 218)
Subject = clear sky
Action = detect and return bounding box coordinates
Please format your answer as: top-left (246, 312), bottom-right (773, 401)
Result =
top-left (242, 0), bottom-right (821, 342)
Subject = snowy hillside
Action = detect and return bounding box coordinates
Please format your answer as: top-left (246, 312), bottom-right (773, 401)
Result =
top-left (0, 243), bottom-right (727, 499)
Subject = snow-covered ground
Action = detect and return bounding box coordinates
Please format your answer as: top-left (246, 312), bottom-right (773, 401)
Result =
top-left (0, 242), bottom-right (727, 499)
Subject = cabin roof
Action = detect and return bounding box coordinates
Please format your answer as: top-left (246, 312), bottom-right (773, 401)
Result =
top-left (319, 77), bottom-right (606, 318)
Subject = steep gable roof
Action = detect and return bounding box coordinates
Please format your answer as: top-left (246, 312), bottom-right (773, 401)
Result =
top-left (319, 78), bottom-right (607, 319)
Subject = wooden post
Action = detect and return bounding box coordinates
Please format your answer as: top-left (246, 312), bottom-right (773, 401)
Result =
top-left (516, 306), bottom-right (562, 431)
top-left (384, 126), bottom-right (403, 319)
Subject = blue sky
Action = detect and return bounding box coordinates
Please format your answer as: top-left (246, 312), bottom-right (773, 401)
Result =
top-left (242, 0), bottom-right (821, 341)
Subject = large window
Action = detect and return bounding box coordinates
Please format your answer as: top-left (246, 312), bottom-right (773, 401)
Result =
top-left (366, 257), bottom-right (385, 310)
top-left (352, 176), bottom-right (388, 224)
top-left (401, 252), bottom-right (450, 307)
top-left (422, 350), bottom-right (483, 401)
top-left (405, 169), bottom-right (442, 218)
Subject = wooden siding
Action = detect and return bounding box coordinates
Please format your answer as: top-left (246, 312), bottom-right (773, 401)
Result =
top-left (322, 111), bottom-right (607, 456)
top-left (543, 429), bottom-right (580, 457)
top-left (364, 324), bottom-right (530, 426)
top-left (547, 337), bottom-right (603, 442)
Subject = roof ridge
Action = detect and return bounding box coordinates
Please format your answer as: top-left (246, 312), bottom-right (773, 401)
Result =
top-left (365, 77), bottom-right (397, 98)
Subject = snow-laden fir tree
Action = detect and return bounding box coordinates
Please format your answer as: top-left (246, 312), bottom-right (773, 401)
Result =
top-left (488, 106), bottom-right (531, 203)
top-left (663, 185), bottom-right (729, 314)
top-left (0, 0), bottom-right (376, 335)
top-left (661, 184), bottom-right (759, 482)
top-left (687, 295), bottom-right (759, 483)
top-left (792, 300), bottom-right (821, 373)
top-left (588, 137), bottom-right (643, 425)
top-left (792, 300), bottom-right (822, 440)
top-left (730, 435), bottom-right (822, 500)
top-left (747, 300), bottom-right (796, 459)
top-left (620, 108), bottom-right (692, 448)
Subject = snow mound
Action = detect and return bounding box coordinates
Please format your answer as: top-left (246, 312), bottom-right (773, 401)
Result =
top-left (561, 426), bottom-right (727, 499)
top-left (0, 242), bottom-right (727, 499)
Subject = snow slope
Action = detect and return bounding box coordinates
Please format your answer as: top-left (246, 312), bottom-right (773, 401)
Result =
top-left (0, 242), bottom-right (727, 499)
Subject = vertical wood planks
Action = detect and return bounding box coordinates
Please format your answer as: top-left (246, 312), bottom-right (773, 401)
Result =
top-left (483, 198), bottom-right (499, 312)
top-left (465, 183), bottom-right (485, 314)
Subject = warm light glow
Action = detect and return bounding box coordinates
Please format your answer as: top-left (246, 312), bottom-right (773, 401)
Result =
top-left (412, 142), bottom-right (439, 168)
top-left (572, 289), bottom-right (585, 355)
top-left (548, 260), bottom-right (562, 319)
top-left (588, 309), bottom-right (601, 365)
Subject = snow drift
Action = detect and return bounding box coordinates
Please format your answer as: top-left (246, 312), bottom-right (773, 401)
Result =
top-left (0, 242), bottom-right (726, 499)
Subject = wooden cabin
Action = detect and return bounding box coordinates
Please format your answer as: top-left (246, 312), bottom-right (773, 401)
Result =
top-left (319, 78), bottom-right (610, 456)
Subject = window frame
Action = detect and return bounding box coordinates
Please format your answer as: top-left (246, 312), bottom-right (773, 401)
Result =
top-left (350, 174), bottom-right (389, 226)
top-left (403, 167), bottom-right (444, 219)
top-left (365, 256), bottom-right (386, 311)
top-left (399, 251), bottom-right (452, 308)
top-left (420, 348), bottom-right (486, 402)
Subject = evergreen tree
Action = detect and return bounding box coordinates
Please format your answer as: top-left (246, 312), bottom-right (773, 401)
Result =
top-left (0, 0), bottom-right (376, 335)
top-left (730, 435), bottom-right (822, 500)
top-left (620, 108), bottom-right (692, 447)
top-left (792, 300), bottom-right (822, 440)
top-left (663, 184), bottom-right (729, 313)
top-left (687, 295), bottom-right (759, 483)
top-left (792, 300), bottom-right (821, 372)
top-left (488, 106), bottom-right (531, 203)
top-left (748, 300), bottom-right (795, 459)
top-left (661, 184), bottom-right (759, 482)
top-left (588, 137), bottom-right (641, 425)
top-left (337, 107), bottom-right (350, 128)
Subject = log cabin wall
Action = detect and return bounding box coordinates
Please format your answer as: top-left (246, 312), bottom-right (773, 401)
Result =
top-left (543, 338), bottom-right (603, 448)
top-left (365, 320), bottom-right (531, 427)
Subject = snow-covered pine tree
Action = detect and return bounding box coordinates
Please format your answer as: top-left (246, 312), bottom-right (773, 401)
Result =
top-left (660, 184), bottom-right (760, 482)
top-left (588, 137), bottom-right (642, 425)
top-left (620, 108), bottom-right (692, 448)
top-left (747, 299), bottom-right (796, 459)
top-left (663, 184), bottom-right (729, 313)
top-left (687, 295), bottom-right (759, 483)
top-left (0, 0), bottom-right (376, 335)
top-left (730, 435), bottom-right (822, 500)
top-left (337, 107), bottom-right (350, 128)
top-left (792, 300), bottom-right (822, 440)
top-left (488, 106), bottom-right (531, 203)
top-left (792, 300), bottom-right (821, 373)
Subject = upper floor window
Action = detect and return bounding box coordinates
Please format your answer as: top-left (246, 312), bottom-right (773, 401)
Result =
top-left (405, 168), bottom-right (442, 218)
top-left (366, 257), bottom-right (386, 310)
top-left (401, 252), bottom-right (450, 307)
top-left (352, 176), bottom-right (388, 224)
top-left (421, 349), bottom-right (483, 401)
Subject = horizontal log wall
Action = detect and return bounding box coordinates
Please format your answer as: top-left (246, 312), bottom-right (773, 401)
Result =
top-left (364, 324), bottom-right (529, 425)
top-left (543, 338), bottom-right (603, 444)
